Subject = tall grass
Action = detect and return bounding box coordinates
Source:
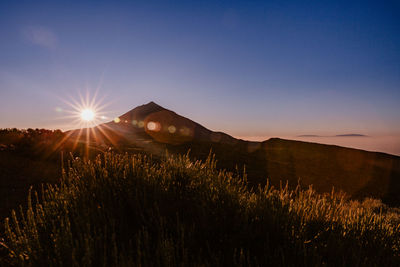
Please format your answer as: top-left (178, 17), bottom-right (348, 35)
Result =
top-left (1, 152), bottom-right (400, 266)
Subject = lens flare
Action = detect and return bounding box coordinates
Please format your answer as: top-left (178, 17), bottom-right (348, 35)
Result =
top-left (147, 121), bottom-right (161, 132)
top-left (168, 125), bottom-right (176, 134)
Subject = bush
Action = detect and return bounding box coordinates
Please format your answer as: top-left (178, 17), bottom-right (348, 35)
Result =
top-left (1, 152), bottom-right (400, 266)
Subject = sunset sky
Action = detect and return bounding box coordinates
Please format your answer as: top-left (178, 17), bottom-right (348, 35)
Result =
top-left (0, 0), bottom-right (399, 153)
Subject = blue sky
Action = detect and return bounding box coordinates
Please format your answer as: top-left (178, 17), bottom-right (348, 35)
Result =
top-left (0, 0), bottom-right (399, 139)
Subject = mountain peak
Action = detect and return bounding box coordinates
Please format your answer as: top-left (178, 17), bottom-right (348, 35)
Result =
top-left (145, 101), bottom-right (160, 107)
top-left (118, 101), bottom-right (166, 121)
top-left (136, 101), bottom-right (165, 112)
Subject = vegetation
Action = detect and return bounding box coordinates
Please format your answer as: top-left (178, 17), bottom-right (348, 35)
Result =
top-left (0, 129), bottom-right (66, 220)
top-left (0, 128), bottom-right (64, 146)
top-left (1, 152), bottom-right (400, 266)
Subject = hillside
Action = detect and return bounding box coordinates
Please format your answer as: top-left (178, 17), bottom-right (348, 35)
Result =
top-left (67, 102), bottom-right (400, 205)
top-left (2, 153), bottom-right (399, 266)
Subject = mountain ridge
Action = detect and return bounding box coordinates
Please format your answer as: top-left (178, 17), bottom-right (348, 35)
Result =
top-left (297, 134), bottom-right (368, 138)
top-left (66, 101), bottom-right (400, 205)
top-left (99, 101), bottom-right (241, 145)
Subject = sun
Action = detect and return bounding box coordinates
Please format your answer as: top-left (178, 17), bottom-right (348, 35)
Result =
top-left (53, 89), bottom-right (117, 157)
top-left (80, 109), bottom-right (95, 122)
top-left (59, 90), bottom-right (110, 128)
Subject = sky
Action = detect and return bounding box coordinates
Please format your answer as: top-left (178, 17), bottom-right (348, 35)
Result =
top-left (0, 0), bottom-right (399, 154)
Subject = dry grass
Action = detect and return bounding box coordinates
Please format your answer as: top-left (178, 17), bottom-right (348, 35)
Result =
top-left (1, 152), bottom-right (399, 266)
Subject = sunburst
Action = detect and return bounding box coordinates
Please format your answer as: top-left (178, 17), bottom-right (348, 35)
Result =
top-left (61, 90), bottom-right (108, 128)
top-left (53, 90), bottom-right (119, 157)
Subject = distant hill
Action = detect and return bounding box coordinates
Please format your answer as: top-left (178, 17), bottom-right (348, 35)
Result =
top-left (297, 134), bottom-right (368, 137)
top-left (66, 102), bottom-right (400, 205)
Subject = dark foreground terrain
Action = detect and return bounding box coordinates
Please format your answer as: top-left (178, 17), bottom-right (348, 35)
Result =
top-left (70, 102), bottom-right (400, 205)
top-left (1, 103), bottom-right (400, 266)
top-left (1, 152), bottom-right (400, 266)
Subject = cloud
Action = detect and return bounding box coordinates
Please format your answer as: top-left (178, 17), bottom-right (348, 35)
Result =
top-left (23, 26), bottom-right (57, 49)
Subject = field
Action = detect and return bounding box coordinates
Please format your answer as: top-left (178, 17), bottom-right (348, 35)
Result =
top-left (1, 152), bottom-right (400, 266)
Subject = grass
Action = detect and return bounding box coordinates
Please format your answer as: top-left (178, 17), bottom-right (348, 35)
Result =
top-left (1, 152), bottom-right (400, 266)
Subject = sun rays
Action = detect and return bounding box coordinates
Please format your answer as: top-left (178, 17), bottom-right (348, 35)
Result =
top-left (59, 90), bottom-right (108, 128)
top-left (51, 90), bottom-right (121, 157)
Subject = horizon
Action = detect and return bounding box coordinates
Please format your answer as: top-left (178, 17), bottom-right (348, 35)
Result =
top-left (0, 0), bottom-right (399, 155)
top-left (3, 99), bottom-right (400, 156)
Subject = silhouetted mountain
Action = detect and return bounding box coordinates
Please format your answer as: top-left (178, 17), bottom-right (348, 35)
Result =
top-left (108, 101), bottom-right (238, 144)
top-left (67, 102), bottom-right (400, 206)
top-left (69, 101), bottom-right (242, 155)
top-left (298, 134), bottom-right (368, 137)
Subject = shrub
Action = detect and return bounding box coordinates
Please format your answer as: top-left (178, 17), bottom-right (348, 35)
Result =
top-left (1, 152), bottom-right (399, 266)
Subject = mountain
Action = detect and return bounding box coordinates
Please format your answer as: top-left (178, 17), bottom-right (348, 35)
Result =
top-left (297, 134), bottom-right (368, 137)
top-left (102, 101), bottom-right (238, 145)
top-left (68, 102), bottom-right (400, 205)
